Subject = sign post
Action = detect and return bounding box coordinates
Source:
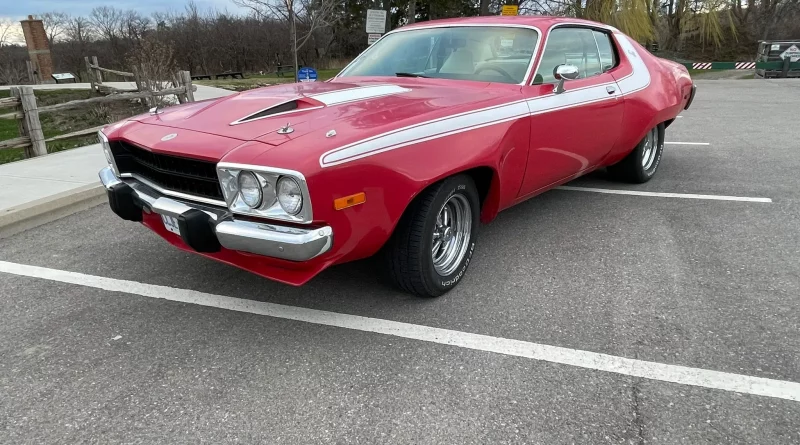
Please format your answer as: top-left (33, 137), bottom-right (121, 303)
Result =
top-left (366, 10), bottom-right (387, 34)
top-left (780, 44), bottom-right (800, 63)
top-left (366, 9), bottom-right (386, 45)
top-left (501, 5), bottom-right (519, 15)
top-left (297, 67), bottom-right (318, 82)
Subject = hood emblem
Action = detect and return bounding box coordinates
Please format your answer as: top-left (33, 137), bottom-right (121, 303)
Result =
top-left (277, 123), bottom-right (294, 135)
top-left (326, 129), bottom-right (336, 138)
top-left (160, 133), bottom-right (177, 141)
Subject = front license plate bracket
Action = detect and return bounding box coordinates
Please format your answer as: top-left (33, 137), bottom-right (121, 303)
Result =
top-left (161, 214), bottom-right (181, 235)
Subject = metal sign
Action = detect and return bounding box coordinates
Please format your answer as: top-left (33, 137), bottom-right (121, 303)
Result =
top-left (367, 34), bottom-right (381, 45)
top-left (298, 67), bottom-right (318, 82)
top-left (501, 5), bottom-right (519, 15)
top-left (780, 44), bottom-right (800, 62)
top-left (52, 72), bottom-right (77, 83)
top-left (366, 9), bottom-right (387, 34)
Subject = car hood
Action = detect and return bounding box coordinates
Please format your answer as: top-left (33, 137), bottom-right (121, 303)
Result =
top-left (114, 78), bottom-right (521, 164)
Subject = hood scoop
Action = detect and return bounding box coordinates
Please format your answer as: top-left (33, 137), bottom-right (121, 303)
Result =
top-left (230, 99), bottom-right (322, 126)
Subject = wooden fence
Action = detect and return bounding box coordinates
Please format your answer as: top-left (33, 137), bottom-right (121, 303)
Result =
top-left (0, 71), bottom-right (196, 160)
top-left (84, 57), bottom-right (195, 104)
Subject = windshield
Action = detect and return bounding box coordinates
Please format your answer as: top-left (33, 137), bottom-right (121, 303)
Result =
top-left (339, 26), bottom-right (539, 84)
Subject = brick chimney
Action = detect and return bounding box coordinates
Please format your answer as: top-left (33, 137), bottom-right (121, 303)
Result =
top-left (20, 15), bottom-right (54, 82)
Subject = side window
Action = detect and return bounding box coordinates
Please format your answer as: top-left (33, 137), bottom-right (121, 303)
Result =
top-left (533, 28), bottom-right (602, 84)
top-left (593, 30), bottom-right (617, 73)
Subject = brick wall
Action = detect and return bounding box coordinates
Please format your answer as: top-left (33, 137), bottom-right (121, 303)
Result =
top-left (20, 15), bottom-right (54, 82)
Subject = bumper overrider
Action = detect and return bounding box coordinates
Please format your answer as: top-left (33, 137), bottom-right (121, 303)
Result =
top-left (684, 84), bottom-right (697, 110)
top-left (99, 167), bottom-right (333, 262)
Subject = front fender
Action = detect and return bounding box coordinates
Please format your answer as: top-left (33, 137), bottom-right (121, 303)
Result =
top-left (306, 117), bottom-right (529, 263)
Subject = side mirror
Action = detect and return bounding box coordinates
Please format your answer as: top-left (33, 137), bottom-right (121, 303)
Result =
top-left (553, 64), bottom-right (579, 94)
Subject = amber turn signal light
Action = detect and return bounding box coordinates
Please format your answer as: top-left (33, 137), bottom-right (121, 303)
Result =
top-left (334, 192), bottom-right (366, 210)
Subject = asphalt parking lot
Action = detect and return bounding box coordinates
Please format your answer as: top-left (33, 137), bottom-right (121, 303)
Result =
top-left (2, 79), bottom-right (799, 444)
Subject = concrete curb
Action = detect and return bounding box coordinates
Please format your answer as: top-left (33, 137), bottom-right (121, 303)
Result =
top-left (0, 183), bottom-right (107, 239)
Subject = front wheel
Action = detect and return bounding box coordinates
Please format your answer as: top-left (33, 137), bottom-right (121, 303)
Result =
top-left (607, 124), bottom-right (665, 183)
top-left (384, 174), bottom-right (480, 297)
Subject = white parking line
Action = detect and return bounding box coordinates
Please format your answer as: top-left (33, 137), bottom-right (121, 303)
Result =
top-left (1, 260), bottom-right (798, 402)
top-left (556, 186), bottom-right (772, 203)
top-left (665, 142), bottom-right (710, 145)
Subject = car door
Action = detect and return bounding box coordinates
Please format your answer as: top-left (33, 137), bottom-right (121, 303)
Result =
top-left (517, 26), bottom-right (624, 197)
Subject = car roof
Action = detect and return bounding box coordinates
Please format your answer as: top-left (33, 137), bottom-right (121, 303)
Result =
top-left (400, 16), bottom-right (613, 32)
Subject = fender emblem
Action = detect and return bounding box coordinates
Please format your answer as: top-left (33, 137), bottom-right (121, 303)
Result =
top-left (161, 133), bottom-right (177, 141)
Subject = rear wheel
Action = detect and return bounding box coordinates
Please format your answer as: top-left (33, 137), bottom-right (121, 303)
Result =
top-left (384, 174), bottom-right (480, 297)
top-left (607, 124), bottom-right (665, 183)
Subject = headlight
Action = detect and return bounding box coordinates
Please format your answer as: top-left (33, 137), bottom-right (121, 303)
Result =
top-left (238, 171), bottom-right (262, 208)
top-left (216, 163), bottom-right (312, 223)
top-left (277, 176), bottom-right (303, 215)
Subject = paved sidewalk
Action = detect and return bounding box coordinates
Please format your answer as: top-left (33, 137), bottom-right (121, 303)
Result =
top-left (0, 82), bottom-right (234, 102)
top-left (0, 84), bottom-right (234, 236)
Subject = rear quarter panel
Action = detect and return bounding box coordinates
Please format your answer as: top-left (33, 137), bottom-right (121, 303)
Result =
top-left (603, 35), bottom-right (692, 165)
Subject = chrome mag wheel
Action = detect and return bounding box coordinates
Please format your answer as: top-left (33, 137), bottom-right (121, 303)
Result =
top-left (431, 194), bottom-right (473, 276)
top-left (641, 127), bottom-right (659, 171)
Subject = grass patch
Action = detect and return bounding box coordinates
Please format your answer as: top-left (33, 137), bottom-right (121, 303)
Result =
top-left (1, 89), bottom-right (149, 165)
top-left (197, 68), bottom-right (342, 91)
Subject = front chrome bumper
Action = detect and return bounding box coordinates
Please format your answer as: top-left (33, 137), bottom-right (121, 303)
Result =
top-left (99, 167), bottom-right (333, 261)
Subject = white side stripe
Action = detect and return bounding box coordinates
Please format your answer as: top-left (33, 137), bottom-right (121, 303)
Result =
top-left (613, 35), bottom-right (651, 94)
top-left (557, 186), bottom-right (772, 203)
top-left (0, 260), bottom-right (797, 402)
top-left (321, 101), bottom-right (530, 166)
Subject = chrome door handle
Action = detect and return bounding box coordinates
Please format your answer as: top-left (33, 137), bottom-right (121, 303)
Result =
top-left (606, 86), bottom-right (617, 94)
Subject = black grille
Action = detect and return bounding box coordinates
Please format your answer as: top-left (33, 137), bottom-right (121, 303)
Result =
top-left (110, 141), bottom-right (223, 201)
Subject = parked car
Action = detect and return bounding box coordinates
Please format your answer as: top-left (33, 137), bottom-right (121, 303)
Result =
top-left (98, 16), bottom-right (695, 297)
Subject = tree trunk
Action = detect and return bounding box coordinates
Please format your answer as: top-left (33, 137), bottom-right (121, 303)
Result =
top-left (289, 1), bottom-right (299, 82)
top-left (408, 0), bottom-right (417, 24)
top-left (384, 0), bottom-right (392, 32)
top-left (480, 0), bottom-right (490, 16)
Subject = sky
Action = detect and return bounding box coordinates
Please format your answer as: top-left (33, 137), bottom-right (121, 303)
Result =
top-left (1, 0), bottom-right (248, 44)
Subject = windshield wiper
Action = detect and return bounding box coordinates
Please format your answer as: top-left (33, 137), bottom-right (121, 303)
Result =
top-left (395, 72), bottom-right (430, 78)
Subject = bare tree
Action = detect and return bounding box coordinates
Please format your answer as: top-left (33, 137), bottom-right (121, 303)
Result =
top-left (65, 16), bottom-right (93, 43)
top-left (121, 10), bottom-right (151, 42)
top-left (91, 6), bottom-right (125, 60)
top-left (233, 0), bottom-right (339, 81)
top-left (0, 17), bottom-right (16, 47)
top-left (40, 12), bottom-right (70, 44)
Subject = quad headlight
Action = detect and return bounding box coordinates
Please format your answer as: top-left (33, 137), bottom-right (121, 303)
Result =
top-left (237, 171), bottom-right (262, 208)
top-left (216, 163), bottom-right (312, 223)
top-left (277, 176), bottom-right (302, 215)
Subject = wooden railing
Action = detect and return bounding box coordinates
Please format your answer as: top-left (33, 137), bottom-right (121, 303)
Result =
top-left (0, 73), bottom-right (196, 160)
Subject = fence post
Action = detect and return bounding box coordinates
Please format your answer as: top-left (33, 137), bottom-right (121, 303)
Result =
top-left (180, 71), bottom-right (195, 102)
top-left (173, 72), bottom-right (186, 104)
top-left (91, 56), bottom-right (103, 83)
top-left (132, 67), bottom-right (153, 107)
top-left (11, 86), bottom-right (47, 158)
top-left (26, 61), bottom-right (38, 85)
top-left (84, 56), bottom-right (95, 92)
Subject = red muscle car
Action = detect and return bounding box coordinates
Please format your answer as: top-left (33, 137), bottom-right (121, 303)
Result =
top-left (98, 16), bottom-right (695, 297)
